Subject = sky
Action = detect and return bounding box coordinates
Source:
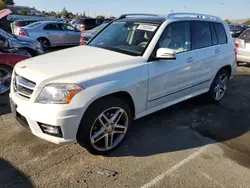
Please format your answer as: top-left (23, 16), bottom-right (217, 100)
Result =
top-left (15, 0), bottom-right (250, 20)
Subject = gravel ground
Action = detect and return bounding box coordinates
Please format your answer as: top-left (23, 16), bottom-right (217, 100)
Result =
top-left (0, 65), bottom-right (250, 188)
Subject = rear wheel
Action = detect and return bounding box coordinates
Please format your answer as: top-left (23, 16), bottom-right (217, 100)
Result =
top-left (206, 69), bottom-right (229, 103)
top-left (0, 65), bottom-right (13, 95)
top-left (38, 38), bottom-right (50, 49)
top-left (77, 96), bottom-right (132, 155)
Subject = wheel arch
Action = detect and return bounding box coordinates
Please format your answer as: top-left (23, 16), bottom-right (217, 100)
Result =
top-left (218, 65), bottom-right (232, 78)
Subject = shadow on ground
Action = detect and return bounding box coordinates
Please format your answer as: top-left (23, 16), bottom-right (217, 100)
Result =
top-left (109, 73), bottom-right (250, 157)
top-left (0, 158), bottom-right (33, 188)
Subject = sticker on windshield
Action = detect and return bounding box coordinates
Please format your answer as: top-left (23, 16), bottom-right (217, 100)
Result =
top-left (137, 24), bottom-right (157, 32)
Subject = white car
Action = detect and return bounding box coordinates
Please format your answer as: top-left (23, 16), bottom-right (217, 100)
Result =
top-left (9, 13), bottom-right (237, 155)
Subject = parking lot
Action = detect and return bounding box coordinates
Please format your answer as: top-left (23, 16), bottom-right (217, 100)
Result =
top-left (0, 63), bottom-right (249, 188)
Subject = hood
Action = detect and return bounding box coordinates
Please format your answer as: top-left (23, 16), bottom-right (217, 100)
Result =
top-left (15, 45), bottom-right (145, 86)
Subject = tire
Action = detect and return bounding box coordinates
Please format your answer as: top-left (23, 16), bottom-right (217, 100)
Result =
top-left (77, 96), bottom-right (132, 155)
top-left (38, 38), bottom-right (50, 49)
top-left (206, 69), bottom-right (229, 103)
top-left (0, 65), bottom-right (13, 95)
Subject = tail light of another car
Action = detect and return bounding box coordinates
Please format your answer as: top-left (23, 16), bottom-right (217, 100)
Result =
top-left (80, 24), bottom-right (86, 30)
top-left (15, 23), bottom-right (22, 28)
top-left (19, 29), bottom-right (28, 36)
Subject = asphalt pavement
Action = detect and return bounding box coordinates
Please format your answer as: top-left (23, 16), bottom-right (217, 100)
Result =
top-left (0, 65), bottom-right (250, 188)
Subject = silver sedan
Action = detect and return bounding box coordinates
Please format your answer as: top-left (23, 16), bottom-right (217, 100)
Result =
top-left (19, 21), bottom-right (81, 48)
top-left (236, 28), bottom-right (250, 65)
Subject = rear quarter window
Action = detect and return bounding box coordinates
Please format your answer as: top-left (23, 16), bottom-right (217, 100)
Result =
top-left (214, 23), bottom-right (227, 44)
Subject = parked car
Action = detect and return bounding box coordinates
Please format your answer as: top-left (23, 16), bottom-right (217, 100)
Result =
top-left (0, 53), bottom-right (29, 95)
top-left (0, 9), bottom-right (12, 33)
top-left (0, 29), bottom-right (44, 56)
top-left (74, 18), bottom-right (101, 31)
top-left (80, 23), bottom-right (108, 45)
top-left (12, 19), bottom-right (41, 35)
top-left (235, 28), bottom-right (250, 65)
top-left (10, 13), bottom-right (236, 155)
top-left (229, 24), bottom-right (250, 38)
top-left (19, 21), bottom-right (81, 48)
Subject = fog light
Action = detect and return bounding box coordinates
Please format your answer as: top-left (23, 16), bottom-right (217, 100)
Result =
top-left (38, 123), bottom-right (63, 138)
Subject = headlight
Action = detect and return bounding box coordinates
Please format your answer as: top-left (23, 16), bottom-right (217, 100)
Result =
top-left (36, 83), bottom-right (83, 104)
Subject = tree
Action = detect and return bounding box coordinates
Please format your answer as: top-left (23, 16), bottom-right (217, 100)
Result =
top-left (3, 0), bottom-right (14, 5)
top-left (17, 9), bottom-right (28, 15)
top-left (0, 2), bottom-right (7, 10)
top-left (224, 19), bottom-right (231, 24)
top-left (82, 11), bottom-right (86, 18)
top-left (243, 20), bottom-right (250, 26)
top-left (61, 7), bottom-right (68, 18)
top-left (96, 15), bottom-right (105, 19)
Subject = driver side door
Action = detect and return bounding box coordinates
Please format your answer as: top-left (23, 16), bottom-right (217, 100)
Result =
top-left (147, 21), bottom-right (197, 109)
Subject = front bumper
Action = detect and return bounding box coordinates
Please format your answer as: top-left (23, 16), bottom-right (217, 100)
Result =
top-left (9, 92), bottom-right (85, 144)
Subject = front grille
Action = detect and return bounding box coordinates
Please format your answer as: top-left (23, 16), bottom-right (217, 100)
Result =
top-left (16, 112), bottom-right (30, 130)
top-left (13, 74), bottom-right (36, 99)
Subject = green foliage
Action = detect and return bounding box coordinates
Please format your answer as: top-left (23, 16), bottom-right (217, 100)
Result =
top-left (0, 2), bottom-right (7, 10)
top-left (96, 15), bottom-right (105, 19)
top-left (243, 20), bottom-right (250, 25)
top-left (61, 7), bottom-right (68, 18)
top-left (17, 9), bottom-right (28, 15)
top-left (2, 0), bottom-right (14, 5)
top-left (224, 19), bottom-right (231, 24)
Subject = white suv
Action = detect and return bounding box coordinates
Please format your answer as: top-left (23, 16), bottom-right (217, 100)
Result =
top-left (10, 13), bottom-right (237, 155)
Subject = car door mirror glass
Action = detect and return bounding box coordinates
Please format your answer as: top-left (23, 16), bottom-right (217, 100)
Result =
top-left (156, 48), bottom-right (176, 60)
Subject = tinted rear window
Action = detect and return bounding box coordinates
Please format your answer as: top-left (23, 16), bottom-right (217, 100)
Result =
top-left (239, 29), bottom-right (250, 41)
top-left (192, 21), bottom-right (212, 49)
top-left (85, 19), bottom-right (96, 25)
top-left (214, 23), bottom-right (227, 44)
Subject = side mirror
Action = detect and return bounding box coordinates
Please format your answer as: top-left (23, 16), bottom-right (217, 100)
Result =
top-left (156, 48), bottom-right (176, 60)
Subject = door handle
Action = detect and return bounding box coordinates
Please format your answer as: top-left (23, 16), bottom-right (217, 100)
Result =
top-left (215, 49), bottom-right (220, 54)
top-left (186, 57), bottom-right (195, 63)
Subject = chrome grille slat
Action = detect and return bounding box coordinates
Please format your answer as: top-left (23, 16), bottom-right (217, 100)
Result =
top-left (13, 74), bottom-right (36, 99)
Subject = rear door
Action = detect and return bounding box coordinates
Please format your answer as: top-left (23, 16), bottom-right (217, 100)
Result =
top-left (43, 23), bottom-right (65, 45)
top-left (191, 21), bottom-right (219, 91)
top-left (60, 23), bottom-right (80, 45)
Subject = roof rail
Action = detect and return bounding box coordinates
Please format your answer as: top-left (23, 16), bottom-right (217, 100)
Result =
top-left (119, 13), bottom-right (159, 19)
top-left (167, 13), bottom-right (222, 21)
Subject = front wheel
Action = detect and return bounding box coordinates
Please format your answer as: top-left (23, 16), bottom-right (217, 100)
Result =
top-left (77, 96), bottom-right (132, 155)
top-left (0, 65), bottom-right (13, 95)
top-left (206, 69), bottom-right (229, 103)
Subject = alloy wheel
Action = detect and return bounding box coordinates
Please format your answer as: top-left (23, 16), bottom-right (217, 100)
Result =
top-left (90, 107), bottom-right (129, 151)
top-left (0, 68), bottom-right (12, 94)
top-left (214, 73), bottom-right (228, 101)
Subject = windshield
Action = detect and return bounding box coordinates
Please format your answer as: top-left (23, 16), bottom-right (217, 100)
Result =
top-left (230, 25), bottom-right (244, 31)
top-left (88, 21), bottom-right (160, 56)
top-left (26, 21), bottom-right (42, 28)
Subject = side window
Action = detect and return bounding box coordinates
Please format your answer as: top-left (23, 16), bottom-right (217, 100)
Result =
top-left (158, 22), bottom-right (191, 53)
top-left (192, 21), bottom-right (212, 49)
top-left (210, 23), bottom-right (218, 45)
top-left (44, 24), bottom-right (62, 31)
top-left (239, 29), bottom-right (250, 41)
top-left (61, 24), bottom-right (75, 31)
top-left (214, 23), bottom-right (227, 44)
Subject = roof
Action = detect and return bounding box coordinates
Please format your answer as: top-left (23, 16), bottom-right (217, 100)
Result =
top-left (117, 16), bottom-right (166, 24)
